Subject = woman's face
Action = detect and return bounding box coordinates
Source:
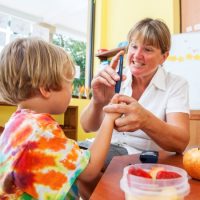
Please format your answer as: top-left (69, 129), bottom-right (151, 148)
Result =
top-left (127, 39), bottom-right (168, 78)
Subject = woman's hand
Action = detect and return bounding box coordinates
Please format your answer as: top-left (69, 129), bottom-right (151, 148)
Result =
top-left (92, 51), bottom-right (125, 105)
top-left (80, 51), bottom-right (125, 132)
top-left (104, 94), bottom-right (190, 153)
top-left (103, 95), bottom-right (148, 132)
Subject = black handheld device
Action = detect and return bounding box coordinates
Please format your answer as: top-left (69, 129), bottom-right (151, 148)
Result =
top-left (115, 55), bottom-right (123, 93)
top-left (139, 151), bottom-right (159, 163)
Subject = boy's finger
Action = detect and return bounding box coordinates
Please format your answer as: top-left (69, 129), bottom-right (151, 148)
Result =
top-left (110, 94), bottom-right (120, 104)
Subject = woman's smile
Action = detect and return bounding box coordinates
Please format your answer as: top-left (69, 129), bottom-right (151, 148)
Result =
top-left (132, 61), bottom-right (145, 68)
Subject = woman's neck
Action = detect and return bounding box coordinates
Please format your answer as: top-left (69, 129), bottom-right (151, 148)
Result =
top-left (131, 76), bottom-right (151, 100)
top-left (131, 68), bottom-right (158, 100)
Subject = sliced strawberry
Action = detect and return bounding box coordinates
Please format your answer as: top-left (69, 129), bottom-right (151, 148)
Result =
top-left (156, 171), bottom-right (182, 179)
top-left (128, 166), bottom-right (152, 178)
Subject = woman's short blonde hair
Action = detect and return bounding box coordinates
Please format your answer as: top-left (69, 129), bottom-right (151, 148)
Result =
top-left (0, 37), bottom-right (75, 104)
top-left (127, 18), bottom-right (171, 54)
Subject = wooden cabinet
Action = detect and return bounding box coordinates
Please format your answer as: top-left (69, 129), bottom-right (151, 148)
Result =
top-left (0, 126), bottom-right (4, 134)
top-left (188, 110), bottom-right (200, 147)
top-left (60, 106), bottom-right (78, 140)
top-left (181, 0), bottom-right (200, 33)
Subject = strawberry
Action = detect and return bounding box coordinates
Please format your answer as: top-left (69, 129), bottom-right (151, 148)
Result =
top-left (128, 166), bottom-right (152, 178)
top-left (156, 171), bottom-right (181, 179)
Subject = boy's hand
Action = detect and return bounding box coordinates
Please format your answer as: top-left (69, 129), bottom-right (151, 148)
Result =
top-left (103, 94), bottom-right (121, 121)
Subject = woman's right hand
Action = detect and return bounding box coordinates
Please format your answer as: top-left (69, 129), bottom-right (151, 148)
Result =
top-left (92, 50), bottom-right (125, 105)
top-left (103, 95), bottom-right (149, 132)
top-left (80, 51), bottom-right (125, 132)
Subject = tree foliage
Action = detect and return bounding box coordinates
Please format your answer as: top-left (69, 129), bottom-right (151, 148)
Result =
top-left (52, 34), bottom-right (86, 96)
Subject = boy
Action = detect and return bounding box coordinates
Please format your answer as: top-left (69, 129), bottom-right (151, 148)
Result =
top-left (0, 37), bottom-right (120, 200)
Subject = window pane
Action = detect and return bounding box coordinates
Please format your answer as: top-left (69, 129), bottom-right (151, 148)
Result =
top-left (0, 0), bottom-right (92, 98)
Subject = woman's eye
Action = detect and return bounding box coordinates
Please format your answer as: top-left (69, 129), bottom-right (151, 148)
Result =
top-left (144, 48), bottom-right (153, 52)
top-left (131, 45), bottom-right (137, 49)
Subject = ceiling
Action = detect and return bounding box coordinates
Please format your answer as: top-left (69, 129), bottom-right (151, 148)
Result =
top-left (0, 0), bottom-right (88, 41)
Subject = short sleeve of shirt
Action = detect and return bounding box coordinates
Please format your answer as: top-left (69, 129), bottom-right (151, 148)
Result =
top-left (2, 111), bottom-right (91, 200)
top-left (166, 77), bottom-right (190, 114)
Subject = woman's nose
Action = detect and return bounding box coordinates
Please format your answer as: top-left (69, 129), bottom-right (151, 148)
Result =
top-left (134, 48), bottom-right (143, 58)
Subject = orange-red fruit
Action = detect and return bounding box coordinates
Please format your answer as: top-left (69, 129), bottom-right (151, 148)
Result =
top-left (183, 147), bottom-right (200, 180)
top-left (128, 167), bottom-right (152, 178)
top-left (156, 171), bottom-right (181, 179)
top-left (128, 166), bottom-right (182, 180)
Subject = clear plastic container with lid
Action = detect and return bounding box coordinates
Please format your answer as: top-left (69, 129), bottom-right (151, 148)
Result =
top-left (120, 163), bottom-right (190, 200)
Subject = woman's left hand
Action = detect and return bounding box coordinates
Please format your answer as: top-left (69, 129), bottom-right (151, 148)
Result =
top-left (103, 95), bottom-right (149, 132)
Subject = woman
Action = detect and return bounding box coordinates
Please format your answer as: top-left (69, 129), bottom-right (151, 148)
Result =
top-left (81, 18), bottom-right (190, 160)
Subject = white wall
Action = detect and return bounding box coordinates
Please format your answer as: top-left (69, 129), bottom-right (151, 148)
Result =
top-left (165, 32), bottom-right (200, 109)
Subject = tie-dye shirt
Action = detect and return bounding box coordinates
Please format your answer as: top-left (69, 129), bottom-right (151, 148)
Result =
top-left (0, 109), bottom-right (90, 200)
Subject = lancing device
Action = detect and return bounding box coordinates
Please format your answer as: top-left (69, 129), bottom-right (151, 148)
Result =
top-left (115, 55), bottom-right (123, 93)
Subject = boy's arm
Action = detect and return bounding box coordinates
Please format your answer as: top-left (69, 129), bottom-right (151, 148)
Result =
top-left (78, 95), bottom-right (119, 182)
top-left (80, 98), bottom-right (105, 132)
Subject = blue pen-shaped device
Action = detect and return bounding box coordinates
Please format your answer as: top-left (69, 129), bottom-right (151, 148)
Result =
top-left (115, 55), bottom-right (123, 93)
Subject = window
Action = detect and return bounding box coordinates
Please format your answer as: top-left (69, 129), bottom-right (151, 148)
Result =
top-left (0, 13), bottom-right (49, 44)
top-left (0, 0), bottom-right (94, 98)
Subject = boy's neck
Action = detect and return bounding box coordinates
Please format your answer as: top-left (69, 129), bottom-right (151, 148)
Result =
top-left (18, 97), bottom-right (50, 114)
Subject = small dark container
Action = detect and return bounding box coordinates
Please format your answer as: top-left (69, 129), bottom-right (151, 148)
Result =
top-left (139, 151), bottom-right (159, 163)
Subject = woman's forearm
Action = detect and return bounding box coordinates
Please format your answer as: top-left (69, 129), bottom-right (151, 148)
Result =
top-left (104, 95), bottom-right (190, 153)
top-left (142, 111), bottom-right (190, 153)
top-left (80, 98), bottom-right (105, 132)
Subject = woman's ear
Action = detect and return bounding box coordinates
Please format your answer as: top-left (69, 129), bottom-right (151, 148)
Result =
top-left (39, 87), bottom-right (51, 98)
top-left (161, 51), bottom-right (169, 65)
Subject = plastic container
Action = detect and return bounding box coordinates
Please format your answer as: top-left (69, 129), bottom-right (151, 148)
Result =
top-left (120, 164), bottom-right (190, 200)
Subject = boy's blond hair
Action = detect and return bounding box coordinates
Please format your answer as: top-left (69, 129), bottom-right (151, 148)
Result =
top-left (0, 37), bottom-right (75, 105)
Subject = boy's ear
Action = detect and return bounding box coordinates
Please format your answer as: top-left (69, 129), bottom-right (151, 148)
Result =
top-left (39, 87), bottom-right (51, 98)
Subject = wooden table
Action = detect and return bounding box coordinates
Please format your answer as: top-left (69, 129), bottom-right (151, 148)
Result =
top-left (90, 151), bottom-right (200, 200)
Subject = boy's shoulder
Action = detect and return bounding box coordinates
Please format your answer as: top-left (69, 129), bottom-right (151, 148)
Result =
top-left (10, 109), bottom-right (60, 135)
top-left (13, 109), bottom-right (56, 123)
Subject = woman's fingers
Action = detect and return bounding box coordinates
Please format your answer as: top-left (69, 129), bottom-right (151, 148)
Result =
top-left (103, 101), bottom-right (128, 113)
top-left (114, 123), bottom-right (138, 132)
top-left (103, 67), bottom-right (119, 84)
top-left (92, 51), bottom-right (125, 89)
top-left (117, 95), bottom-right (136, 104)
top-left (93, 66), bottom-right (119, 87)
top-left (103, 95), bottom-right (137, 113)
top-left (110, 50), bottom-right (125, 69)
top-left (92, 76), bottom-right (113, 87)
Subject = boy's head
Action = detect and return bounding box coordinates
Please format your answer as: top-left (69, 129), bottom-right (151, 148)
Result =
top-left (0, 37), bottom-right (75, 105)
